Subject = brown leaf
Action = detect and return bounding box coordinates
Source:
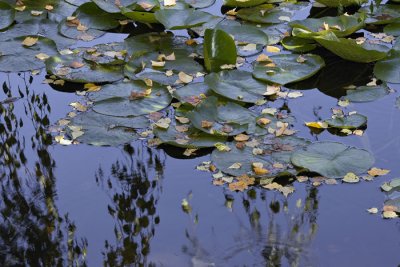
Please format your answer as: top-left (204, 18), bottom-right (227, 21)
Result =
top-left (70, 61), bottom-right (85, 69)
top-left (368, 168), bottom-right (390, 177)
top-left (22, 37), bottom-right (38, 47)
top-left (234, 134), bottom-right (249, 142)
top-left (201, 120), bottom-right (213, 128)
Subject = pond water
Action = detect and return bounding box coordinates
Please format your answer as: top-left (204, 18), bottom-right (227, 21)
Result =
top-left (1, 0), bottom-right (400, 266)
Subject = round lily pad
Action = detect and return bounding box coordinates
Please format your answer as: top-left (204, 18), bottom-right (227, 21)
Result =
top-left (88, 80), bottom-right (172, 117)
top-left (186, 0), bottom-right (216, 8)
top-left (154, 9), bottom-right (214, 30)
top-left (205, 70), bottom-right (268, 103)
top-left (0, 1), bottom-right (15, 30)
top-left (45, 54), bottom-right (124, 83)
top-left (173, 83), bottom-right (211, 106)
top-left (187, 96), bottom-right (255, 136)
top-left (316, 0), bottom-right (367, 7)
top-left (342, 85), bottom-right (390, 103)
top-left (253, 54), bottom-right (325, 85)
top-left (291, 141), bottom-right (374, 178)
top-left (324, 114), bottom-right (367, 129)
top-left (68, 110), bottom-right (149, 146)
top-left (374, 51), bottom-right (400, 84)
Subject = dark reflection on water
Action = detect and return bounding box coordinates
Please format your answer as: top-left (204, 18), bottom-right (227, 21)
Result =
top-left (0, 74), bottom-right (87, 266)
top-left (95, 144), bottom-right (165, 266)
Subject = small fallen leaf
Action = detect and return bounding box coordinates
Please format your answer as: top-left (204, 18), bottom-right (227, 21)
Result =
top-left (178, 72), bottom-right (193, 83)
top-left (201, 120), bottom-right (213, 128)
top-left (70, 61), bottom-right (85, 69)
top-left (22, 37), bottom-right (38, 47)
top-left (305, 121), bottom-right (328, 129)
top-left (69, 102), bottom-right (87, 112)
top-left (151, 60), bottom-right (166, 67)
top-left (266, 46), bottom-right (280, 53)
top-left (368, 168), bottom-right (390, 177)
top-left (234, 134), bottom-right (249, 142)
top-left (367, 207), bottom-right (378, 214)
top-left (155, 117), bottom-right (171, 129)
top-left (35, 53), bottom-right (50, 60)
top-left (343, 172), bottom-right (359, 183)
top-left (228, 162), bottom-right (242, 169)
top-left (164, 0), bottom-right (176, 6)
top-left (382, 211), bottom-right (398, 219)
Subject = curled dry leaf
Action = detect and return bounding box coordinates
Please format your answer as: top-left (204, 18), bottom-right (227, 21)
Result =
top-left (22, 37), bottom-right (38, 47)
top-left (368, 168), bottom-right (390, 177)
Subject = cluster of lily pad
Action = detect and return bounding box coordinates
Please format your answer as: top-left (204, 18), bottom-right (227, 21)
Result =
top-left (1, 0), bottom-right (399, 202)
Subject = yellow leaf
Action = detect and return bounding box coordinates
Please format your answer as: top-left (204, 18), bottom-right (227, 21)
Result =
top-left (383, 211), bottom-right (398, 219)
top-left (151, 60), bottom-right (166, 67)
top-left (305, 121), bottom-right (328, 129)
top-left (368, 167), bottom-right (390, 177)
top-left (343, 172), bottom-right (359, 183)
top-left (35, 53), bottom-right (50, 61)
top-left (234, 134), bottom-right (249, 142)
top-left (22, 37), bottom-right (38, 47)
top-left (178, 71), bottom-right (193, 84)
top-left (266, 46), bottom-right (280, 53)
top-left (367, 207), bottom-right (378, 214)
top-left (69, 102), bottom-right (87, 112)
top-left (164, 0), bottom-right (176, 6)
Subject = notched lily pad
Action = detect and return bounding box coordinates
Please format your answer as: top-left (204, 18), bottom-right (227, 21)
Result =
top-left (342, 85), bottom-right (390, 103)
top-left (325, 114), bottom-right (367, 129)
top-left (291, 141), bottom-right (374, 178)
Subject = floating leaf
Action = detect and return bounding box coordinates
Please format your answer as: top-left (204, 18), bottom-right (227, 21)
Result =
top-left (253, 54), bottom-right (325, 85)
top-left (342, 85), bottom-right (390, 103)
top-left (324, 113), bottom-right (367, 129)
top-left (154, 9), bottom-right (214, 30)
top-left (0, 1), bottom-right (15, 30)
top-left (88, 81), bottom-right (172, 117)
top-left (374, 51), bottom-right (400, 84)
top-left (291, 141), bottom-right (374, 178)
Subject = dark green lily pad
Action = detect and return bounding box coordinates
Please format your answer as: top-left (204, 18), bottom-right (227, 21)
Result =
top-left (154, 9), bottom-right (214, 30)
top-left (187, 96), bottom-right (255, 136)
top-left (68, 110), bottom-right (149, 146)
top-left (0, 1), bottom-right (15, 30)
top-left (203, 29), bottom-right (237, 72)
top-left (83, 43), bottom-right (127, 65)
top-left (315, 32), bottom-right (390, 63)
top-left (384, 23), bottom-right (400, 36)
top-left (281, 36), bottom-right (317, 53)
top-left (253, 54), bottom-right (325, 85)
top-left (325, 114), bottom-right (367, 129)
top-left (342, 85), bottom-right (390, 103)
top-left (291, 141), bottom-right (374, 178)
top-left (361, 4), bottom-right (400, 25)
top-left (205, 70), bottom-right (267, 103)
top-left (46, 54), bottom-right (124, 83)
top-left (130, 69), bottom-right (179, 86)
top-left (185, 0), bottom-right (215, 8)
top-left (73, 2), bottom-right (121, 30)
top-left (88, 80), bottom-right (172, 117)
top-left (315, 0), bottom-right (367, 7)
top-left (223, 0), bottom-right (269, 7)
top-left (374, 50), bottom-right (400, 84)
top-left (58, 18), bottom-right (106, 42)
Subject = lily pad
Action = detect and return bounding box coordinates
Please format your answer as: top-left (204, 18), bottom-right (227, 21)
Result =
top-left (374, 50), bottom-right (400, 84)
top-left (291, 141), bottom-right (374, 178)
top-left (0, 1), bottom-right (15, 30)
top-left (223, 0), bottom-right (269, 7)
top-left (68, 110), bottom-right (149, 146)
top-left (205, 70), bottom-right (268, 103)
top-left (154, 9), bottom-right (214, 30)
top-left (315, 32), bottom-right (390, 63)
top-left (324, 114), bottom-right (367, 129)
top-left (315, 0), bottom-right (367, 7)
top-left (72, 2), bottom-right (121, 30)
top-left (83, 43), bottom-right (127, 65)
top-left (290, 14), bottom-right (365, 38)
top-left (187, 96), bottom-right (255, 136)
top-left (46, 54), bottom-right (124, 83)
top-left (253, 54), bottom-right (325, 85)
top-left (281, 37), bottom-right (317, 53)
top-left (154, 123), bottom-right (227, 148)
top-left (342, 85), bottom-right (390, 103)
top-left (203, 29), bottom-right (237, 72)
top-left (384, 23), bottom-right (400, 37)
top-left (185, 0), bottom-right (215, 8)
top-left (173, 83), bottom-right (211, 106)
top-left (88, 80), bottom-right (172, 117)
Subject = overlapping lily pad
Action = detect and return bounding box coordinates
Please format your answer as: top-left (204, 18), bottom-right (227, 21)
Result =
top-left (205, 70), bottom-right (268, 103)
top-left (342, 85), bottom-right (390, 103)
top-left (374, 51), bottom-right (400, 84)
top-left (325, 114), bottom-right (367, 129)
top-left (291, 141), bottom-right (374, 178)
top-left (0, 1), bottom-right (15, 30)
top-left (187, 96), bottom-right (255, 136)
top-left (88, 80), bottom-right (172, 117)
top-left (154, 9), bottom-right (214, 30)
top-left (253, 54), bottom-right (325, 85)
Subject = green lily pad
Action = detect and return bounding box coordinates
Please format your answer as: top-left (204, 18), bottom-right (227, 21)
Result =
top-left (187, 96), bottom-right (255, 136)
top-left (223, 0), bottom-right (269, 7)
top-left (291, 141), bottom-right (374, 178)
top-left (315, 32), bottom-right (390, 63)
top-left (361, 4), bottom-right (400, 25)
top-left (374, 50), bottom-right (400, 83)
top-left (124, 32), bottom-right (178, 57)
top-left (0, 1), bottom-right (15, 30)
top-left (129, 69), bottom-right (179, 86)
top-left (253, 54), bottom-right (325, 85)
top-left (72, 2), bottom-right (121, 30)
top-left (185, 0), bottom-right (215, 8)
top-left (205, 70), bottom-right (267, 103)
top-left (384, 23), bottom-right (400, 36)
top-left (324, 114), bottom-right (367, 129)
top-left (342, 85), bottom-right (390, 103)
top-left (173, 83), bottom-right (211, 106)
top-left (154, 123), bottom-right (227, 148)
top-left (0, 36), bottom-right (58, 72)
top-left (215, 20), bottom-right (269, 46)
top-left (290, 14), bottom-right (365, 38)
top-left (203, 29), bottom-right (237, 73)
top-left (315, 0), bottom-right (367, 7)
top-left (281, 37), bottom-right (317, 53)
top-left (154, 9), bottom-right (214, 30)
top-left (88, 80), bottom-right (172, 117)
top-left (237, 2), bottom-right (310, 24)
top-left (58, 18), bottom-right (105, 42)
top-left (46, 54), bottom-right (124, 83)
top-left (68, 110), bottom-right (149, 146)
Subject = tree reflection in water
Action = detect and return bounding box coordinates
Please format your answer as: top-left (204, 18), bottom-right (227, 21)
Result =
top-left (0, 73), bottom-right (87, 266)
top-left (95, 143), bottom-right (165, 267)
top-left (182, 185), bottom-right (319, 267)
